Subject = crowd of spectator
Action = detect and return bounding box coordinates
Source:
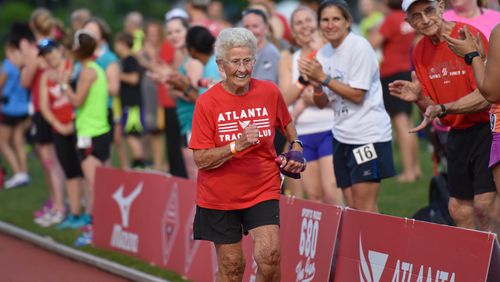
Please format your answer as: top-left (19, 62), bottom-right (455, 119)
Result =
top-left (1, 0), bottom-right (499, 247)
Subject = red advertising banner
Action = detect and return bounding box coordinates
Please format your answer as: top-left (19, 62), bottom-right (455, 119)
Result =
top-left (242, 196), bottom-right (342, 282)
top-left (93, 167), bottom-right (217, 280)
top-left (487, 240), bottom-right (500, 282)
top-left (94, 168), bottom-right (499, 282)
top-left (334, 208), bottom-right (497, 282)
top-left (93, 168), bottom-right (341, 282)
top-left (93, 168), bottom-right (167, 264)
top-left (280, 197), bottom-right (342, 282)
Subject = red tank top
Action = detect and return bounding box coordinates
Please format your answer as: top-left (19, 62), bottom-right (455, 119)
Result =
top-left (47, 60), bottom-right (74, 127)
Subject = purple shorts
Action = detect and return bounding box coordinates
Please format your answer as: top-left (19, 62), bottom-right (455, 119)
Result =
top-left (298, 130), bottom-right (333, 161)
top-left (490, 132), bottom-right (500, 168)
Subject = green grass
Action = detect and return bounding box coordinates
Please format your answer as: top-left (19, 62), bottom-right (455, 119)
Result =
top-left (0, 139), bottom-right (434, 280)
top-left (379, 141), bottom-right (434, 217)
top-left (0, 154), bottom-right (187, 282)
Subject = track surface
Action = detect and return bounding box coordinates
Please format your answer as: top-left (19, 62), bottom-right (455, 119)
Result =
top-left (0, 232), bottom-right (129, 282)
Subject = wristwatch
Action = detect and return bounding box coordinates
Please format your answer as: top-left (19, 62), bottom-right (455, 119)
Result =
top-left (290, 139), bottom-right (303, 149)
top-left (464, 51), bottom-right (480, 65)
top-left (322, 75), bottom-right (332, 87)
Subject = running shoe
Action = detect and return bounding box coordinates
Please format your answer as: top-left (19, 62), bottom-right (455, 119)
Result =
top-left (57, 214), bottom-right (88, 230)
top-left (57, 214), bottom-right (78, 230)
top-left (34, 210), bottom-right (65, 227)
top-left (34, 200), bottom-right (53, 218)
top-left (69, 216), bottom-right (88, 229)
top-left (80, 213), bottom-right (92, 225)
top-left (4, 173), bottom-right (30, 189)
top-left (74, 229), bottom-right (93, 247)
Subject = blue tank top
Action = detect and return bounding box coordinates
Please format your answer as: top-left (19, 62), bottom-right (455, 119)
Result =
top-left (1, 59), bottom-right (29, 116)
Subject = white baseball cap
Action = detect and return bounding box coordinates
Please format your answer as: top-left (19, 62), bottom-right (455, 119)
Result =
top-left (165, 8), bottom-right (188, 21)
top-left (401, 0), bottom-right (435, 12)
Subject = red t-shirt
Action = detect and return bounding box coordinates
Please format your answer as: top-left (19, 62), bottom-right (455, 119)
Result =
top-left (47, 79), bottom-right (74, 126)
top-left (47, 64), bottom-right (74, 129)
top-left (413, 22), bottom-right (489, 129)
top-left (189, 79), bottom-right (292, 210)
top-left (379, 10), bottom-right (415, 77)
top-left (158, 40), bottom-right (176, 108)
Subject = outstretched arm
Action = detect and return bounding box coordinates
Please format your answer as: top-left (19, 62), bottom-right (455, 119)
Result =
top-left (388, 71), bottom-right (435, 112)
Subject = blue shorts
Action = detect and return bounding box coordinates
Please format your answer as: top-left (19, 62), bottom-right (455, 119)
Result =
top-left (333, 138), bottom-right (396, 188)
top-left (299, 131), bottom-right (334, 161)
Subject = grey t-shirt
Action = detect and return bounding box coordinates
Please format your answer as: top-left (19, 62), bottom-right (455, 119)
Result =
top-left (252, 42), bottom-right (280, 85)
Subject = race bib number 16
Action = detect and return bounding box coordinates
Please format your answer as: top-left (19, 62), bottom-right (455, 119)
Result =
top-left (352, 144), bottom-right (377, 165)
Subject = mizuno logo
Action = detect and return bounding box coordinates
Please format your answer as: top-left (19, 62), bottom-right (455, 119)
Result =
top-left (359, 234), bottom-right (388, 282)
top-left (112, 182), bottom-right (143, 228)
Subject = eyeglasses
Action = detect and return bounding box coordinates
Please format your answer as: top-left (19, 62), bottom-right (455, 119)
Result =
top-left (407, 5), bottom-right (438, 24)
top-left (223, 57), bottom-right (256, 69)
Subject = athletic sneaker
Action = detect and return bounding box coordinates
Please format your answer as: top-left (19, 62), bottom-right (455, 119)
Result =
top-left (74, 227), bottom-right (93, 247)
top-left (4, 173), bottom-right (30, 189)
top-left (80, 213), bottom-right (92, 225)
top-left (34, 200), bottom-right (53, 218)
top-left (57, 214), bottom-right (87, 230)
top-left (34, 210), bottom-right (65, 227)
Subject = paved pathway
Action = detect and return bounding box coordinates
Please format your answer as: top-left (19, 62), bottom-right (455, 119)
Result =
top-left (0, 232), bottom-right (129, 282)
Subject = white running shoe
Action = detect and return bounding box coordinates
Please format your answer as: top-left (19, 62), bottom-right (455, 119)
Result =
top-left (4, 173), bottom-right (30, 189)
top-left (34, 210), bottom-right (65, 227)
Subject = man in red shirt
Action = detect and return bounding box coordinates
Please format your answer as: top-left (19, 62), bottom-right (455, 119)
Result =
top-left (389, 0), bottom-right (497, 230)
top-left (190, 28), bottom-right (305, 281)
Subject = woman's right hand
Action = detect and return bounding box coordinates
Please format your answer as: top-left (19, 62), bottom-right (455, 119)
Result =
top-left (19, 39), bottom-right (39, 65)
top-left (388, 71), bottom-right (422, 102)
top-left (235, 123), bottom-right (260, 151)
top-left (54, 122), bottom-right (74, 136)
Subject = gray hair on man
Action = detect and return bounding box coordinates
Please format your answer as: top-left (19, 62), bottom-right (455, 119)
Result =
top-left (214, 27), bottom-right (257, 60)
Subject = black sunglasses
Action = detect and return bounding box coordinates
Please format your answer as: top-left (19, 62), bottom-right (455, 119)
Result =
top-left (37, 39), bottom-right (59, 55)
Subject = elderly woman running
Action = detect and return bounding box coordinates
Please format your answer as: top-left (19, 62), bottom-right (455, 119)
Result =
top-left (189, 27), bottom-right (306, 281)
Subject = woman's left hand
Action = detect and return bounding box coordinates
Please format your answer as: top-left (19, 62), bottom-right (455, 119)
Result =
top-left (277, 151), bottom-right (306, 174)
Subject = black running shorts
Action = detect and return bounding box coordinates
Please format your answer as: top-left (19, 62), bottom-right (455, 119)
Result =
top-left (193, 199), bottom-right (280, 244)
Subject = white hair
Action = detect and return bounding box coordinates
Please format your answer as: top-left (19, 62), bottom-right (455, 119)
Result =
top-left (214, 28), bottom-right (257, 60)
